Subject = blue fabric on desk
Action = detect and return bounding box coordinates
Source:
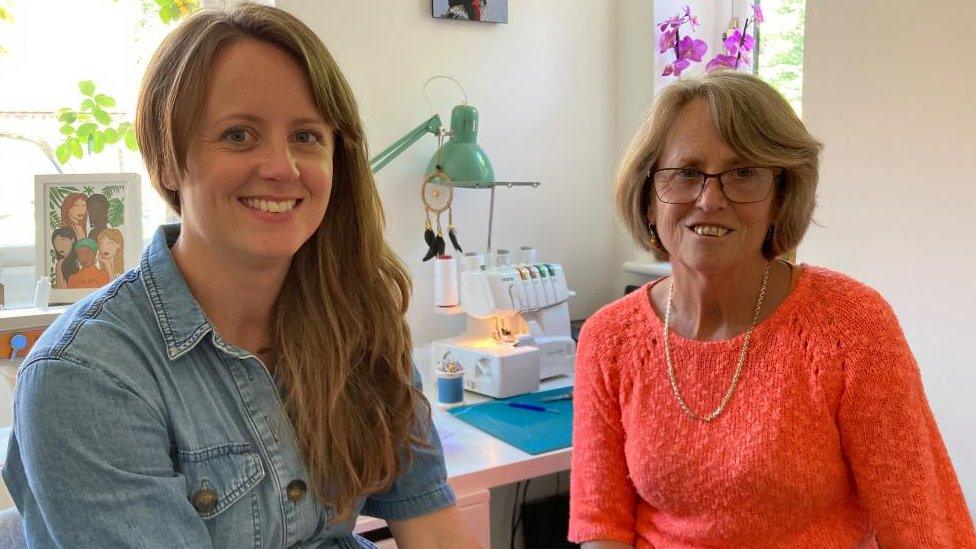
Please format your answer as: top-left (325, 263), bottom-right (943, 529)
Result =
top-left (448, 387), bottom-right (573, 455)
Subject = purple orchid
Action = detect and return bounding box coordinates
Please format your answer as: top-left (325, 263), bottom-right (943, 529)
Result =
top-left (740, 33), bottom-right (756, 51)
top-left (705, 54), bottom-right (738, 71)
top-left (659, 27), bottom-right (678, 53)
top-left (678, 36), bottom-right (708, 62)
top-left (724, 30), bottom-right (742, 55)
top-left (663, 58), bottom-right (692, 77)
top-left (658, 14), bottom-right (682, 32)
top-left (657, 6), bottom-right (707, 78)
top-left (704, 5), bottom-right (761, 73)
top-left (751, 3), bottom-right (764, 24)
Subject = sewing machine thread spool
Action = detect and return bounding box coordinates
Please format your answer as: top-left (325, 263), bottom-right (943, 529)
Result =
top-left (518, 246), bottom-right (537, 264)
top-left (492, 249), bottom-right (510, 267)
top-left (434, 255), bottom-right (459, 307)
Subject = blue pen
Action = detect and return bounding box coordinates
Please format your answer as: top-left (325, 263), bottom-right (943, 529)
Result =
top-left (507, 402), bottom-right (558, 413)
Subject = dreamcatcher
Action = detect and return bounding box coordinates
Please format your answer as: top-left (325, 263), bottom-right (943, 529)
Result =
top-left (421, 135), bottom-right (464, 261)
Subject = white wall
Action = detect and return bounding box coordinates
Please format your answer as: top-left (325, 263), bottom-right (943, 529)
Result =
top-left (802, 0), bottom-right (976, 516)
top-left (279, 0), bottom-right (619, 347)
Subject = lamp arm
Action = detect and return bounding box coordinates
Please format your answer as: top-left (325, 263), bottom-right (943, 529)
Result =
top-left (369, 114), bottom-right (442, 173)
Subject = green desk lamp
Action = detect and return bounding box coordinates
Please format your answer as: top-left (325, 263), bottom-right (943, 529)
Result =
top-left (370, 104), bottom-right (494, 188)
top-left (368, 77), bottom-right (539, 255)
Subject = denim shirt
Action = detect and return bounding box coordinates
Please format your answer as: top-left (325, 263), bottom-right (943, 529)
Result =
top-left (2, 224), bottom-right (455, 548)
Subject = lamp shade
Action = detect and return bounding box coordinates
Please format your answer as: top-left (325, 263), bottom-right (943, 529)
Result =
top-left (426, 105), bottom-right (495, 187)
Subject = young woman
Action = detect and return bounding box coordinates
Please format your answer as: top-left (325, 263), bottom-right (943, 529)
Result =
top-left (4, 3), bottom-right (478, 548)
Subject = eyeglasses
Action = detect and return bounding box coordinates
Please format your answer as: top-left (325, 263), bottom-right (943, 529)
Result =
top-left (650, 166), bottom-right (778, 204)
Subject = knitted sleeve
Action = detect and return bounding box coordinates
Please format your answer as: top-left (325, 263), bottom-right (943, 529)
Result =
top-left (568, 313), bottom-right (638, 545)
top-left (836, 289), bottom-right (976, 547)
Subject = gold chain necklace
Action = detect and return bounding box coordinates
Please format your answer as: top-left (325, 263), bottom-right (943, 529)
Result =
top-left (663, 261), bottom-right (770, 422)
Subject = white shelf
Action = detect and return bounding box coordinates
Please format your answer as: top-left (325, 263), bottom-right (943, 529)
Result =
top-left (0, 306), bottom-right (67, 331)
top-left (622, 260), bottom-right (671, 278)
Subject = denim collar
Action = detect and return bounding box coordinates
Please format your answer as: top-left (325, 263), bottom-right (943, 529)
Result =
top-left (141, 224), bottom-right (250, 361)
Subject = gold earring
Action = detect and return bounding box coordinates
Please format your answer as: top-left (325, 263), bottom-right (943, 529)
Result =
top-left (648, 224), bottom-right (659, 246)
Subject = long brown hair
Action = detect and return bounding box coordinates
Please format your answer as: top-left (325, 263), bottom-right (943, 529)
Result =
top-left (60, 193), bottom-right (88, 233)
top-left (135, 3), bottom-right (426, 518)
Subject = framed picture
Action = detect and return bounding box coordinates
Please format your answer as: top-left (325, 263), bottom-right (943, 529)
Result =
top-left (432, 0), bottom-right (508, 23)
top-left (34, 173), bottom-right (142, 305)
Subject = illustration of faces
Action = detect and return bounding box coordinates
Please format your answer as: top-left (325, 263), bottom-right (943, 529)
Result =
top-left (52, 228), bottom-right (77, 259)
top-left (87, 194), bottom-right (109, 230)
top-left (67, 196), bottom-right (87, 224)
top-left (98, 233), bottom-right (120, 261)
top-left (75, 244), bottom-right (96, 268)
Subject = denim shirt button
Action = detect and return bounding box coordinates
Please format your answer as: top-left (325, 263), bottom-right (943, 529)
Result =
top-left (286, 479), bottom-right (307, 503)
top-left (192, 488), bottom-right (219, 514)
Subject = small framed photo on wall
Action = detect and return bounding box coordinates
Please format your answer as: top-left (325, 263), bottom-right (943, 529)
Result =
top-left (34, 173), bottom-right (142, 305)
top-left (432, 0), bottom-right (508, 23)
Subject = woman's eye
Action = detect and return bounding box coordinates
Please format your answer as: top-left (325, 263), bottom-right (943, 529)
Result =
top-left (294, 130), bottom-right (320, 145)
top-left (223, 129), bottom-right (250, 144)
top-left (734, 168), bottom-right (757, 178)
top-left (678, 169), bottom-right (700, 179)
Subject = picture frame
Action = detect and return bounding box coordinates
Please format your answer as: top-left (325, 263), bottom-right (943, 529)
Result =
top-left (432, 0), bottom-right (508, 23)
top-left (34, 173), bottom-right (142, 305)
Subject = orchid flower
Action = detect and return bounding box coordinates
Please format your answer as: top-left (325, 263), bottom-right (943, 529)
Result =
top-left (751, 3), bottom-right (764, 24)
top-left (657, 6), bottom-right (707, 77)
top-left (678, 36), bottom-right (708, 62)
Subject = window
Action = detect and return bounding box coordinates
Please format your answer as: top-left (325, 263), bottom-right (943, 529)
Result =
top-left (0, 1), bottom-right (196, 309)
top-left (755, 0), bottom-right (806, 116)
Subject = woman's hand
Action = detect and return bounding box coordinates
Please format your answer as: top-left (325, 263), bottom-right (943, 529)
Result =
top-left (388, 504), bottom-right (481, 549)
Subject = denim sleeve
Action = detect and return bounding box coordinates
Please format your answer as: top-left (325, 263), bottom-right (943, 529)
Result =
top-left (2, 358), bottom-right (214, 548)
top-left (360, 366), bottom-right (455, 521)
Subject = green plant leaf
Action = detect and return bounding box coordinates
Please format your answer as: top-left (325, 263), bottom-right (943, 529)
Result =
top-left (77, 122), bottom-right (98, 139)
top-left (58, 109), bottom-right (76, 123)
top-left (59, 124), bottom-right (74, 135)
top-left (159, 6), bottom-right (170, 23)
top-left (83, 186), bottom-right (95, 195)
top-left (79, 80), bottom-right (95, 96)
top-left (104, 127), bottom-right (120, 144)
top-left (70, 137), bottom-right (83, 159)
top-left (49, 211), bottom-right (60, 232)
top-left (108, 197), bottom-right (125, 227)
top-left (124, 128), bottom-right (138, 151)
top-left (56, 144), bottom-right (71, 164)
top-left (92, 133), bottom-right (106, 153)
top-left (81, 98), bottom-right (95, 110)
top-left (94, 94), bottom-right (116, 107)
top-left (93, 108), bottom-right (111, 125)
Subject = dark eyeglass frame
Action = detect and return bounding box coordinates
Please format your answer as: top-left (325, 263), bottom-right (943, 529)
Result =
top-left (648, 166), bottom-right (782, 204)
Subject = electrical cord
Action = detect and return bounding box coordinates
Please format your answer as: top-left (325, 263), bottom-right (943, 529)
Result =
top-left (509, 479), bottom-right (531, 549)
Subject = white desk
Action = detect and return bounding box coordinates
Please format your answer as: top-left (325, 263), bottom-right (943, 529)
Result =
top-left (354, 375), bottom-right (574, 547)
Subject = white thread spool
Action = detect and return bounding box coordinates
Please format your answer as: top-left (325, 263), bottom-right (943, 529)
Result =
top-left (459, 253), bottom-right (484, 308)
top-left (518, 246), bottom-right (537, 264)
top-left (434, 256), bottom-right (459, 307)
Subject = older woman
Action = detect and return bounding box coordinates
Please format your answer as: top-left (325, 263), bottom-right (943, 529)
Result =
top-left (3, 4), bottom-right (477, 548)
top-left (569, 71), bottom-right (975, 548)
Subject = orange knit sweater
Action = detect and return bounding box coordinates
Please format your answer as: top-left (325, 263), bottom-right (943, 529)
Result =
top-left (569, 266), bottom-right (975, 548)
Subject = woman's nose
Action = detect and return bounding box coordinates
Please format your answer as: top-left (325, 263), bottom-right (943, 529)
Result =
top-left (258, 143), bottom-right (300, 183)
top-left (696, 176), bottom-right (728, 210)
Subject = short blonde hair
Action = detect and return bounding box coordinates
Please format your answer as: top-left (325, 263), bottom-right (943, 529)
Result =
top-left (615, 70), bottom-right (823, 260)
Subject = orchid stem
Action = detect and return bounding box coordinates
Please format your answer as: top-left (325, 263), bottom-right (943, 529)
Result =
top-left (735, 18), bottom-right (751, 69)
